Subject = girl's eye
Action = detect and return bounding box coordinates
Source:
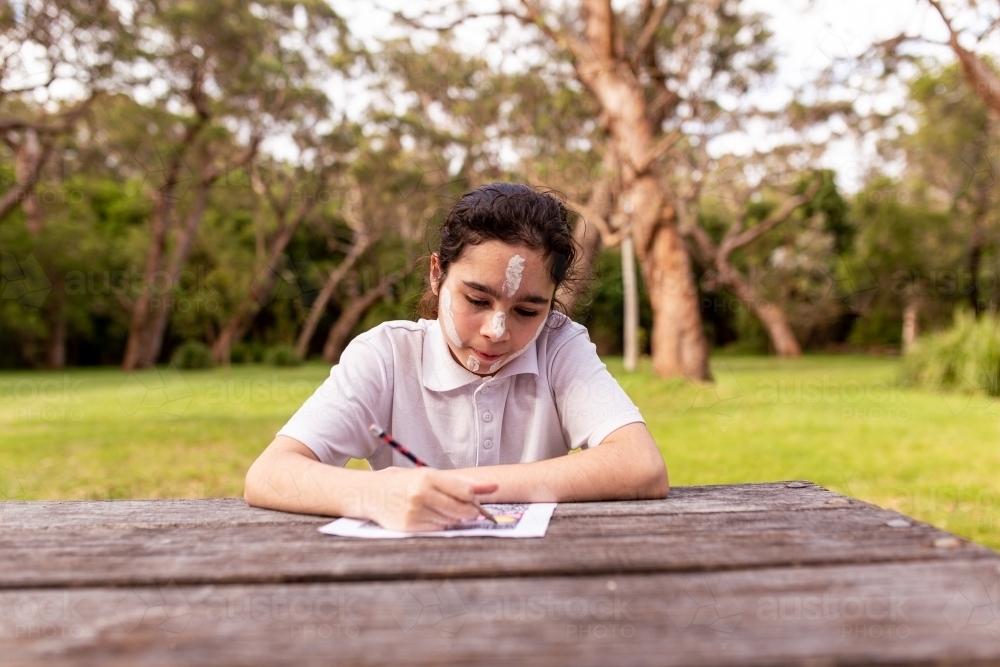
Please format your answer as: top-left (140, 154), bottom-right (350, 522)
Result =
top-left (465, 297), bottom-right (489, 308)
top-left (514, 308), bottom-right (539, 318)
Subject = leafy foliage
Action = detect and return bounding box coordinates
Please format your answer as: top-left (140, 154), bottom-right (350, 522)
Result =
top-left (900, 311), bottom-right (1000, 396)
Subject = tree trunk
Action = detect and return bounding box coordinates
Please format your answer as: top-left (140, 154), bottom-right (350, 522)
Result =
top-left (724, 267), bottom-right (801, 357)
top-left (121, 113), bottom-right (210, 370)
top-left (631, 178), bottom-right (709, 379)
top-left (559, 173), bottom-right (612, 315)
top-left (44, 270), bottom-right (66, 369)
top-left (564, 0), bottom-right (710, 380)
top-left (621, 232), bottom-right (639, 370)
top-left (211, 207), bottom-right (308, 365)
top-left (294, 238), bottom-right (370, 359)
top-left (967, 216), bottom-right (985, 317)
top-left (902, 299), bottom-right (919, 355)
top-left (321, 276), bottom-right (398, 364)
top-left (143, 182), bottom-right (212, 366)
top-left (122, 184), bottom-right (181, 369)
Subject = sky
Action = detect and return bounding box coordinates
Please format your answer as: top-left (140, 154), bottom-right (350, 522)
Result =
top-left (328, 0), bottom-right (967, 191)
top-left (7, 0), bottom-right (976, 192)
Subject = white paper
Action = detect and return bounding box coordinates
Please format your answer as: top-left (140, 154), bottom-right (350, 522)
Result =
top-left (317, 503), bottom-right (557, 538)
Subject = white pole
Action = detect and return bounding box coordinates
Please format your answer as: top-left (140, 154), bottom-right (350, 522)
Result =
top-left (622, 199), bottom-right (638, 372)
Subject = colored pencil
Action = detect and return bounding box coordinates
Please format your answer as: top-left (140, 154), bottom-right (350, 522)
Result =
top-left (368, 423), bottom-right (498, 524)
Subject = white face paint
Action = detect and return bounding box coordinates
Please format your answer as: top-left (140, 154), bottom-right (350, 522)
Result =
top-left (466, 354), bottom-right (480, 372)
top-left (488, 315), bottom-right (546, 374)
top-left (501, 255), bottom-right (525, 298)
top-left (440, 286), bottom-right (463, 348)
top-left (491, 311), bottom-right (506, 339)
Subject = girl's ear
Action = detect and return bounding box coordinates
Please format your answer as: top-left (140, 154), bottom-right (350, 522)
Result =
top-left (429, 253), bottom-right (441, 295)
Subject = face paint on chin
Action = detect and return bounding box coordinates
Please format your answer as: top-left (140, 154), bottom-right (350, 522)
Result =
top-left (466, 354), bottom-right (480, 372)
top-left (488, 315), bottom-right (546, 374)
top-left (439, 286), bottom-right (463, 348)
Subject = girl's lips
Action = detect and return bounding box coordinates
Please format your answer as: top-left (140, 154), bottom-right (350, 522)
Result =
top-left (472, 348), bottom-right (503, 361)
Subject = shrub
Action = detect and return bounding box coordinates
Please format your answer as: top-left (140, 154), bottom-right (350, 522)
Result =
top-left (230, 341), bottom-right (265, 364)
top-left (265, 344), bottom-right (302, 367)
top-left (899, 310), bottom-right (1000, 396)
top-left (170, 341), bottom-right (214, 369)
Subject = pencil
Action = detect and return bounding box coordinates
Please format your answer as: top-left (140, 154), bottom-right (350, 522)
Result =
top-left (368, 423), bottom-right (498, 524)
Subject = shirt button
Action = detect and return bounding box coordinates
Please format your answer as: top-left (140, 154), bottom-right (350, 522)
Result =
top-left (482, 412), bottom-right (492, 422)
top-left (483, 439), bottom-right (493, 449)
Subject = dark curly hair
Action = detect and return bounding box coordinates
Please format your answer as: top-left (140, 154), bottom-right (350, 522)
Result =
top-left (417, 182), bottom-right (585, 321)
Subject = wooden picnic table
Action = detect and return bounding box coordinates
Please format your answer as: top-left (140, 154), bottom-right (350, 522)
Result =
top-left (1, 481), bottom-right (998, 666)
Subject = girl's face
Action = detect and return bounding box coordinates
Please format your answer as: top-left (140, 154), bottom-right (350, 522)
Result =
top-left (430, 240), bottom-right (556, 375)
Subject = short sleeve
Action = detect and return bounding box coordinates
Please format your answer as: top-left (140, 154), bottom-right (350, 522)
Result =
top-left (276, 335), bottom-right (392, 466)
top-left (549, 328), bottom-right (645, 450)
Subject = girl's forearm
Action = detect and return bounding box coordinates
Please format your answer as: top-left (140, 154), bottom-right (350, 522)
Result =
top-left (456, 434), bottom-right (669, 503)
top-left (245, 448), bottom-right (382, 518)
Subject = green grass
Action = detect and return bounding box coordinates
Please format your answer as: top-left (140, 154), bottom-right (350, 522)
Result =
top-left (1, 355), bottom-right (998, 550)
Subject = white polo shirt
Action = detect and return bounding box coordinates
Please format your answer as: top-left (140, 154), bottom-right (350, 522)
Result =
top-left (277, 311), bottom-right (645, 469)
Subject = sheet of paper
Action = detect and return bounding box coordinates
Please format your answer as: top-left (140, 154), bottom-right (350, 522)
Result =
top-left (317, 503), bottom-right (556, 538)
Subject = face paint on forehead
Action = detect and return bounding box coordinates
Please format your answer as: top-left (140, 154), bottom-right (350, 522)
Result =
top-left (501, 255), bottom-right (525, 298)
top-left (488, 315), bottom-right (546, 374)
top-left (439, 286), bottom-right (463, 348)
top-left (491, 311), bottom-right (505, 339)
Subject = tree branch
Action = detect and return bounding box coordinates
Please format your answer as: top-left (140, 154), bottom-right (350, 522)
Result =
top-left (719, 179), bottom-right (821, 259)
top-left (633, 0), bottom-right (672, 64)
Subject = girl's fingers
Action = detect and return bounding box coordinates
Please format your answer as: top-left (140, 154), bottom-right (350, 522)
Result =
top-left (424, 486), bottom-right (481, 523)
top-left (435, 474), bottom-right (498, 504)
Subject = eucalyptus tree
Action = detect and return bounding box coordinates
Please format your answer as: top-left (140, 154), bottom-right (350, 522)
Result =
top-left (396, 0), bottom-right (794, 379)
top-left (116, 0), bottom-right (355, 369)
top-left (0, 0), bottom-right (127, 222)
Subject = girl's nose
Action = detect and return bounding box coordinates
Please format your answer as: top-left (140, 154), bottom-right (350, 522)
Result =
top-left (483, 311), bottom-right (509, 341)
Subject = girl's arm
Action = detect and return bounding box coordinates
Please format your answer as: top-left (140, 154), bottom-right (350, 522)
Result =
top-left (451, 422), bottom-right (669, 503)
top-left (244, 435), bottom-right (497, 531)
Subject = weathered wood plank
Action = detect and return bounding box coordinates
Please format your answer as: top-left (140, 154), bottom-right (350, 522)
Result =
top-left (2, 559), bottom-right (998, 666)
top-left (0, 482), bottom-right (867, 531)
top-left (2, 505), bottom-right (993, 589)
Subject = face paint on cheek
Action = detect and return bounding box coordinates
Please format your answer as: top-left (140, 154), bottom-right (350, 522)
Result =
top-left (439, 286), bottom-right (463, 348)
top-left (501, 255), bottom-right (525, 298)
top-left (466, 355), bottom-right (480, 372)
top-left (488, 315), bottom-right (546, 374)
top-left (491, 311), bottom-right (505, 339)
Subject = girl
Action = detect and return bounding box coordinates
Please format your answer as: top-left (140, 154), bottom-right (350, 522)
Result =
top-left (244, 183), bottom-right (669, 531)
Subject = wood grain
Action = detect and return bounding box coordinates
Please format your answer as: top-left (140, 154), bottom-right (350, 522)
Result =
top-left (1, 504), bottom-right (993, 589)
top-left (0, 482), bottom-right (862, 530)
top-left (2, 559), bottom-right (998, 666)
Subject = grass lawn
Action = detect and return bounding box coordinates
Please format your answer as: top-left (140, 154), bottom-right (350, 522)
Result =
top-left (1, 354), bottom-right (998, 550)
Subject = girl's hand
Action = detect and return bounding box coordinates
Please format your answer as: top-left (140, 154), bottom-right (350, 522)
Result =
top-left (368, 467), bottom-right (498, 532)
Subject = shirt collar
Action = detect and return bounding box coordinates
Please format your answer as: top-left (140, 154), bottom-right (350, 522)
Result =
top-left (422, 318), bottom-right (540, 392)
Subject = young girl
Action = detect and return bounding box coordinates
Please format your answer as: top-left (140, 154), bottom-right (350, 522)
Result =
top-left (244, 183), bottom-right (669, 531)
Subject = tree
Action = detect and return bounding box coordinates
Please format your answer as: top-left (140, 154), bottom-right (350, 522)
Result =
top-left (211, 127), bottom-right (351, 364)
top-left (0, 0), bottom-right (125, 222)
top-left (398, 1), bottom-right (793, 379)
top-left (679, 167), bottom-right (825, 357)
top-left (117, 0), bottom-right (352, 369)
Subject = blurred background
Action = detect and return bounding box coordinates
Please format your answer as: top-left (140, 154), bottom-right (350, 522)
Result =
top-left (1, 0), bottom-right (998, 547)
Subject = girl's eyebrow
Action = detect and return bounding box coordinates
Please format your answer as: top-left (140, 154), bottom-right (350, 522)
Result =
top-left (462, 280), bottom-right (549, 305)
